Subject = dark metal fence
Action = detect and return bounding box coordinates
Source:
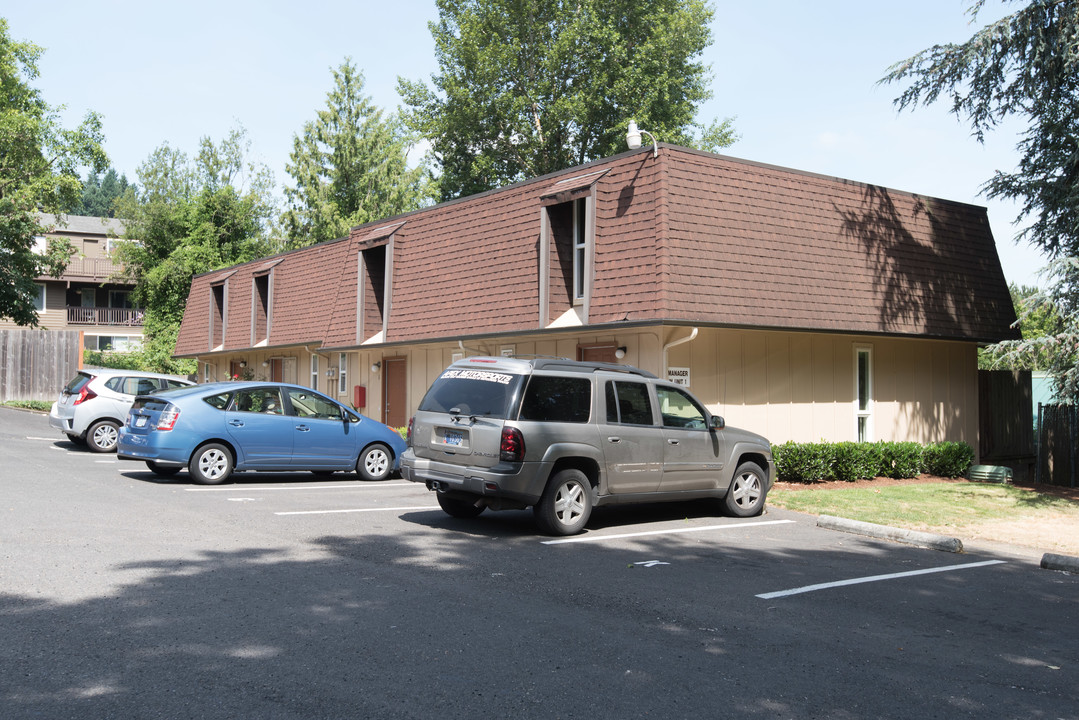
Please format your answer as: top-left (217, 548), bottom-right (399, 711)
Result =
top-left (1036, 403), bottom-right (1078, 488)
top-left (0, 329), bottom-right (82, 402)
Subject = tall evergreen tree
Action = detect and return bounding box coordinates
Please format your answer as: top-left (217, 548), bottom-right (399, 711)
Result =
top-left (0, 18), bottom-right (107, 326)
top-left (282, 60), bottom-right (431, 247)
top-left (75, 168), bottom-right (131, 217)
top-left (398, 0), bottom-right (736, 201)
top-left (882, 0), bottom-right (1079, 402)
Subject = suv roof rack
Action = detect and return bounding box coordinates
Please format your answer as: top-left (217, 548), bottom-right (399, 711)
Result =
top-left (528, 358), bottom-right (657, 378)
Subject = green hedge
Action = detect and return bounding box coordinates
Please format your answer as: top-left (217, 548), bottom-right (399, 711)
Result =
top-left (773, 440), bottom-right (974, 483)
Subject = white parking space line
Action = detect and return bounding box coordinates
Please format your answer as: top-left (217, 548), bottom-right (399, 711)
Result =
top-left (756, 559), bottom-right (1007, 599)
top-left (276, 506), bottom-right (440, 516)
top-left (541, 519), bottom-right (796, 545)
top-left (27, 436), bottom-right (59, 441)
top-left (184, 482), bottom-right (416, 492)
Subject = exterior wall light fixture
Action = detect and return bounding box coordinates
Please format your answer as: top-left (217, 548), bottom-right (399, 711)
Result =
top-left (626, 120), bottom-right (657, 158)
top-left (371, 361), bottom-right (381, 373)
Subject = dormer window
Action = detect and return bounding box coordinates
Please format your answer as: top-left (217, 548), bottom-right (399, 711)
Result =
top-left (211, 283), bottom-right (226, 349)
top-left (539, 169), bottom-right (605, 327)
top-left (354, 222), bottom-right (403, 343)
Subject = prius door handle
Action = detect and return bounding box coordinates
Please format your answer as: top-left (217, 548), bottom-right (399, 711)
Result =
top-left (667, 439), bottom-right (680, 445)
top-left (228, 419), bottom-right (244, 427)
top-left (607, 437), bottom-right (622, 444)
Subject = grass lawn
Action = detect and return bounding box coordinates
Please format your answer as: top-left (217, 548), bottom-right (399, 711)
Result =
top-left (1, 400), bottom-right (51, 412)
top-left (769, 481), bottom-right (1079, 537)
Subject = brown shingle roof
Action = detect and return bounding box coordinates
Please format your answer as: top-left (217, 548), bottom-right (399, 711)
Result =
top-left (174, 145), bottom-right (1017, 357)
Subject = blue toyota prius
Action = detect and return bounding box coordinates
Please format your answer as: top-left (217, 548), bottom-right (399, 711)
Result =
top-left (117, 381), bottom-right (407, 484)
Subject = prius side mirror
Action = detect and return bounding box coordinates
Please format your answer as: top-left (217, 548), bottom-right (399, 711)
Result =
top-left (710, 415), bottom-right (725, 430)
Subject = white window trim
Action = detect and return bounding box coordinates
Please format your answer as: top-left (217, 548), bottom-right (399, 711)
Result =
top-left (572, 197), bottom-right (588, 305)
top-left (854, 345), bottom-right (873, 442)
top-left (338, 352), bottom-right (348, 395)
top-left (310, 354), bottom-right (319, 391)
top-left (33, 283), bottom-right (46, 312)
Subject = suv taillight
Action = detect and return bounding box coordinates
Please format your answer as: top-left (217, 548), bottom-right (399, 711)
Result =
top-left (406, 417), bottom-right (414, 446)
top-left (500, 427), bottom-right (525, 462)
top-left (157, 405), bottom-right (180, 431)
top-left (73, 386), bottom-right (97, 405)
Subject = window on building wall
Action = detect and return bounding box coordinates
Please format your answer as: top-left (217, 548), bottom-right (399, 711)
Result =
top-left (211, 282), bottom-right (227, 348)
top-left (338, 353), bottom-right (348, 395)
top-left (33, 284), bottom-right (46, 312)
top-left (253, 272), bottom-right (270, 344)
top-left (203, 363), bottom-right (212, 383)
top-left (572, 197), bottom-right (588, 303)
top-left (109, 290), bottom-right (132, 309)
top-left (310, 354), bottom-right (319, 391)
top-left (855, 347), bottom-right (873, 442)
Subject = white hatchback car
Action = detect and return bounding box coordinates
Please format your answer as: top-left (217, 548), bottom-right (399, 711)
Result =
top-left (49, 369), bottom-right (194, 452)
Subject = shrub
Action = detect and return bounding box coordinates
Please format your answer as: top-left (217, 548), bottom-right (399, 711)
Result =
top-left (832, 442), bottom-right (883, 481)
top-left (923, 442), bottom-right (975, 478)
top-left (774, 441), bottom-right (833, 483)
top-left (878, 441), bottom-right (923, 479)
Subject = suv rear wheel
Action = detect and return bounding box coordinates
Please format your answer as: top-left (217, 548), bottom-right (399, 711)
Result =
top-left (534, 469), bottom-right (593, 536)
top-left (437, 492), bottom-right (486, 518)
top-left (723, 461), bottom-right (767, 517)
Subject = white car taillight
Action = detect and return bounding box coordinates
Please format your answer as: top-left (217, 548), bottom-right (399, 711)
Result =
top-left (157, 405), bottom-right (180, 431)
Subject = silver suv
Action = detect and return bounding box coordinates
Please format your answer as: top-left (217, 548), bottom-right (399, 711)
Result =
top-left (402, 357), bottom-right (775, 535)
top-left (49, 369), bottom-right (194, 452)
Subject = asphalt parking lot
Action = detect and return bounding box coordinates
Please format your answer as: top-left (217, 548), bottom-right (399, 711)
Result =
top-left (2, 407), bottom-right (1076, 719)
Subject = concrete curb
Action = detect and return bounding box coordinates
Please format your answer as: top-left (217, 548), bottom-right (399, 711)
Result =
top-left (817, 515), bottom-right (964, 553)
top-left (1040, 553), bottom-right (1079, 573)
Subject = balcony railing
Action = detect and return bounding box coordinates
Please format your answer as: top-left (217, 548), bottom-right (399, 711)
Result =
top-left (62, 257), bottom-right (122, 280)
top-left (66, 306), bottom-right (145, 326)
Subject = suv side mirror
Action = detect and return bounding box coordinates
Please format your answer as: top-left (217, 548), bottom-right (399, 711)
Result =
top-left (710, 415), bottom-right (725, 430)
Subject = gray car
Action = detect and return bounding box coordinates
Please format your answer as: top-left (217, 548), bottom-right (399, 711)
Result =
top-left (401, 357), bottom-right (775, 535)
top-left (49, 369), bottom-right (194, 452)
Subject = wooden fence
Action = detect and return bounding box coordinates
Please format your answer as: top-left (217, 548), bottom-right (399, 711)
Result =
top-left (978, 370), bottom-right (1035, 480)
top-left (0, 329), bottom-right (82, 402)
top-left (1036, 403), bottom-right (1078, 488)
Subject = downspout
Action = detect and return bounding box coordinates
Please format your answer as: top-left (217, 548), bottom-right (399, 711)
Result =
top-left (662, 328), bottom-right (698, 377)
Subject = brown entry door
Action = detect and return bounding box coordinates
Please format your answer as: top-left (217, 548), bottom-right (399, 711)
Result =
top-left (382, 357), bottom-right (408, 429)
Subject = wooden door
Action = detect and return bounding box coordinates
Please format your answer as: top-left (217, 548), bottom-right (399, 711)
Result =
top-left (382, 357), bottom-right (408, 429)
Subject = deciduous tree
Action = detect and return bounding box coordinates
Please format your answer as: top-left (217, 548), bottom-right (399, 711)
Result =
top-left (398, 0), bottom-right (735, 201)
top-left (113, 128), bottom-right (276, 372)
top-left (0, 18), bottom-right (107, 326)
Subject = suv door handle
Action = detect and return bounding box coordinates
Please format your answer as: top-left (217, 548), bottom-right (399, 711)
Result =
top-left (667, 439), bottom-right (680, 445)
top-left (607, 437), bottom-right (621, 444)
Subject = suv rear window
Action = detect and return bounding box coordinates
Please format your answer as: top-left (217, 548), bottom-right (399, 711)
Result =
top-left (519, 376), bottom-right (591, 423)
top-left (418, 369), bottom-right (525, 419)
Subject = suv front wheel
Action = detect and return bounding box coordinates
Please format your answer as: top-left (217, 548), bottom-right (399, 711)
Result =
top-left (534, 469), bottom-right (593, 536)
top-left (723, 461), bottom-right (767, 517)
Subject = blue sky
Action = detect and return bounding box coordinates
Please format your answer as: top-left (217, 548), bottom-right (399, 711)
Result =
top-left (5, 0), bottom-right (1044, 287)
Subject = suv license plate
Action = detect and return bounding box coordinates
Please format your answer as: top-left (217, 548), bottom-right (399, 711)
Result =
top-left (444, 429), bottom-right (463, 446)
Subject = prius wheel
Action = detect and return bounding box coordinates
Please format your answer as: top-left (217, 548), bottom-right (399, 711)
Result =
top-left (357, 443), bottom-right (392, 481)
top-left (87, 420), bottom-right (120, 453)
top-left (145, 461), bottom-right (181, 477)
top-left (723, 461), bottom-right (767, 517)
top-left (534, 469), bottom-right (593, 536)
top-left (189, 443), bottom-right (233, 485)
